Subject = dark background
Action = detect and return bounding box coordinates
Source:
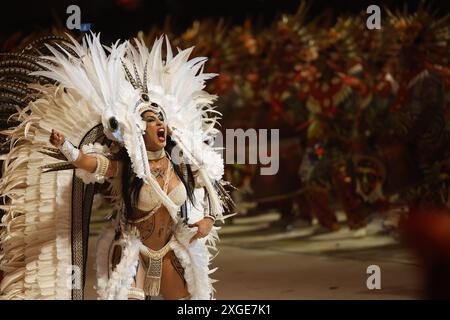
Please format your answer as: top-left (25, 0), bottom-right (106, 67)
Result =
top-left (1, 0), bottom-right (448, 45)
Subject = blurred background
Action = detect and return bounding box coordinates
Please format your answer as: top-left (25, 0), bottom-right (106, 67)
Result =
top-left (1, 0), bottom-right (450, 299)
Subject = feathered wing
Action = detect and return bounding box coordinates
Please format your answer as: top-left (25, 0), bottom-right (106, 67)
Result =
top-left (0, 34), bottom-right (129, 299)
top-left (0, 35), bottom-right (80, 299)
top-left (0, 86), bottom-right (101, 299)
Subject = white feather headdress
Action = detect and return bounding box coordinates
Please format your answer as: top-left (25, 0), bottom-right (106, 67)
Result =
top-left (35, 33), bottom-right (227, 220)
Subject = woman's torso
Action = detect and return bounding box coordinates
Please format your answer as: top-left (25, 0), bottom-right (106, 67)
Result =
top-left (126, 158), bottom-right (187, 250)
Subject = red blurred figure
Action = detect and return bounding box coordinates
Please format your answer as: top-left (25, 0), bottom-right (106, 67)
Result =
top-left (115, 0), bottom-right (142, 11)
top-left (401, 208), bottom-right (450, 299)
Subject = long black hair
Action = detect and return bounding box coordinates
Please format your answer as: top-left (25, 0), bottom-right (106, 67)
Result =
top-left (121, 135), bottom-right (195, 220)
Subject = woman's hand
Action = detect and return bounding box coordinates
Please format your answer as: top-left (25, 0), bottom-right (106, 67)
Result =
top-left (49, 129), bottom-right (65, 147)
top-left (189, 218), bottom-right (214, 243)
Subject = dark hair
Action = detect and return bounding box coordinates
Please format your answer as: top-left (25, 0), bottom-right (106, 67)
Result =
top-left (122, 135), bottom-right (195, 220)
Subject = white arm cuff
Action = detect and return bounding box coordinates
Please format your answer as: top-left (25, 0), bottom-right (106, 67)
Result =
top-left (59, 140), bottom-right (80, 162)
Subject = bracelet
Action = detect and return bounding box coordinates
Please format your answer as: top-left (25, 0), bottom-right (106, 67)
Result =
top-left (204, 215), bottom-right (216, 223)
top-left (128, 287), bottom-right (146, 300)
top-left (93, 154), bottom-right (109, 177)
top-left (59, 139), bottom-right (80, 162)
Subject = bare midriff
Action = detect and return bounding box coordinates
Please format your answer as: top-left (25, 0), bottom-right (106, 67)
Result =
top-left (128, 206), bottom-right (174, 250)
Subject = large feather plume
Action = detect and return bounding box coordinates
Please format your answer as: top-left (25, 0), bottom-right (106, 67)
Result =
top-left (34, 33), bottom-right (226, 219)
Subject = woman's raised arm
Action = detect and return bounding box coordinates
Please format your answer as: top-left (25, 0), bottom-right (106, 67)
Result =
top-left (49, 129), bottom-right (119, 177)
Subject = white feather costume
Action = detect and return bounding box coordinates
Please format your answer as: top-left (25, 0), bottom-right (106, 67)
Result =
top-left (0, 33), bottom-right (232, 300)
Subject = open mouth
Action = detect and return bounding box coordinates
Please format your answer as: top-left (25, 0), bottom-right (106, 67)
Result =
top-left (157, 128), bottom-right (165, 142)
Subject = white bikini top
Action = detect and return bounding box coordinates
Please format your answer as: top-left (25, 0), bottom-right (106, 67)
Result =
top-left (133, 161), bottom-right (187, 214)
top-left (136, 180), bottom-right (187, 212)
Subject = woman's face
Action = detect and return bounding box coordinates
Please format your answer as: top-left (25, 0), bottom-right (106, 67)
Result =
top-left (142, 110), bottom-right (167, 151)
